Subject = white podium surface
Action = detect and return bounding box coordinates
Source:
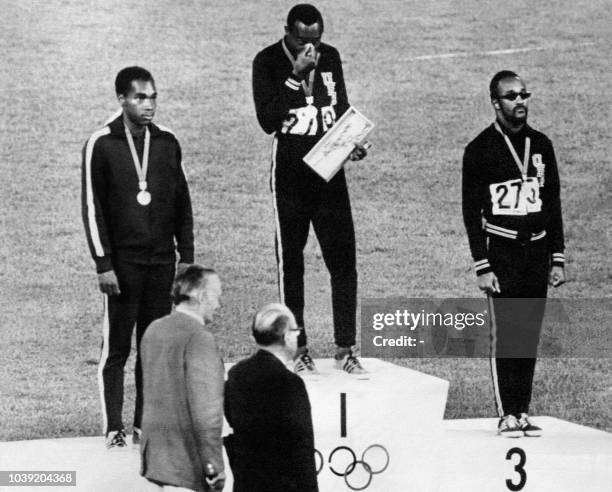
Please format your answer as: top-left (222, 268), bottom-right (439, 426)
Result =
top-left (300, 358), bottom-right (449, 491)
top-left (440, 417), bottom-right (612, 492)
top-left (1, 359), bottom-right (610, 491)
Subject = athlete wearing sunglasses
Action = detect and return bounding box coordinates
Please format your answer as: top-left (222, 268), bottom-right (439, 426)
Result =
top-left (492, 76), bottom-right (533, 130)
top-left (498, 91), bottom-right (532, 101)
top-left (462, 70), bottom-right (566, 439)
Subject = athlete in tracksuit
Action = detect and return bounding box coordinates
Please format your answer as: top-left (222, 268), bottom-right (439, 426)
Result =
top-left (462, 71), bottom-right (566, 437)
top-left (82, 67), bottom-right (194, 447)
top-left (252, 4), bottom-right (368, 374)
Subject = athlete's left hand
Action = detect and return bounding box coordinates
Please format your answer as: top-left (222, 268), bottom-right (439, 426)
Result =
top-left (549, 266), bottom-right (566, 287)
top-left (349, 141), bottom-right (370, 161)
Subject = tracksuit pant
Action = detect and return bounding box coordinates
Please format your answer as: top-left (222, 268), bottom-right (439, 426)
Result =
top-left (488, 235), bottom-right (549, 417)
top-left (99, 260), bottom-right (175, 434)
top-left (272, 139), bottom-right (357, 349)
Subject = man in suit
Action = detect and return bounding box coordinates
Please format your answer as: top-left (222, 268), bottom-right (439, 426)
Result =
top-left (224, 303), bottom-right (318, 492)
top-left (140, 265), bottom-right (225, 491)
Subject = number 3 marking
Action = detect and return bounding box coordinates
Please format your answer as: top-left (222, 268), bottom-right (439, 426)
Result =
top-left (506, 447), bottom-right (527, 491)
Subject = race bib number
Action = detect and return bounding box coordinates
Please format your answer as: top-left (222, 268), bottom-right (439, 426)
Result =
top-left (490, 178), bottom-right (542, 216)
top-left (282, 105), bottom-right (318, 136)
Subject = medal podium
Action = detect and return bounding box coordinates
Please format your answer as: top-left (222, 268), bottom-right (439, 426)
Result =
top-left (297, 358), bottom-right (449, 492)
top-left (2, 359), bottom-right (612, 491)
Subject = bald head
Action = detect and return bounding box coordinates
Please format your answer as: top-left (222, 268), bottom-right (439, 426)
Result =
top-left (252, 303), bottom-right (297, 347)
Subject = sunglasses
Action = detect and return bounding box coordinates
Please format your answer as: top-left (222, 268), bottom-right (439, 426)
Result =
top-left (498, 91), bottom-right (532, 101)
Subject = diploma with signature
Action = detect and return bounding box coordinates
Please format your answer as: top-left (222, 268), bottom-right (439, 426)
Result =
top-left (303, 106), bottom-right (374, 182)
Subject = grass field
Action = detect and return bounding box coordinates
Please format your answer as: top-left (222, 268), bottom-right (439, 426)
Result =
top-left (1, 0), bottom-right (611, 442)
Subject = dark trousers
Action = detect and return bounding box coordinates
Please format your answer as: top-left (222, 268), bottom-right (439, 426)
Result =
top-left (100, 260), bottom-right (175, 434)
top-left (272, 147), bottom-right (357, 349)
top-left (488, 235), bottom-right (549, 417)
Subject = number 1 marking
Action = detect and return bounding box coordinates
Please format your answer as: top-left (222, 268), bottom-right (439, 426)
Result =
top-left (340, 393), bottom-right (347, 438)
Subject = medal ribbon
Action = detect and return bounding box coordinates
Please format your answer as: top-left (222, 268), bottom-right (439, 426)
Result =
top-left (282, 39), bottom-right (316, 103)
top-left (494, 121), bottom-right (530, 180)
top-left (125, 125), bottom-right (150, 191)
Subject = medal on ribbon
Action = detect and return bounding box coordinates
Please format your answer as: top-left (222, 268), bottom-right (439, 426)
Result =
top-left (137, 181), bottom-right (151, 206)
top-left (494, 121), bottom-right (531, 180)
top-left (125, 125), bottom-right (151, 206)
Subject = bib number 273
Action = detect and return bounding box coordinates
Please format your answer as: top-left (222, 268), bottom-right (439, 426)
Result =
top-left (490, 178), bottom-right (541, 216)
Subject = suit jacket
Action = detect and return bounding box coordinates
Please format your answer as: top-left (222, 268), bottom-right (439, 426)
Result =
top-left (140, 311), bottom-right (224, 491)
top-left (224, 350), bottom-right (318, 492)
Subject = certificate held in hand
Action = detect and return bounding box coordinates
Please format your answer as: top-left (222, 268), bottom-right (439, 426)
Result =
top-left (303, 106), bottom-right (374, 182)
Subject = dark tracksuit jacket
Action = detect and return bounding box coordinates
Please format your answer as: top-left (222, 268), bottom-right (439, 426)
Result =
top-left (462, 121), bottom-right (565, 417)
top-left (82, 115), bottom-right (194, 273)
top-left (253, 38), bottom-right (357, 347)
top-left (81, 114), bottom-right (194, 433)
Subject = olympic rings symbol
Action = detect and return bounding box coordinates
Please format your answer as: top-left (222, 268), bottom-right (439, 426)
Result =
top-left (314, 444), bottom-right (390, 491)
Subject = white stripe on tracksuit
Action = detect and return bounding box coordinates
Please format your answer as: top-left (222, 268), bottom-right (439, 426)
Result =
top-left (487, 294), bottom-right (504, 417)
top-left (270, 137), bottom-right (285, 303)
top-left (84, 127), bottom-right (111, 258)
top-left (98, 295), bottom-right (110, 434)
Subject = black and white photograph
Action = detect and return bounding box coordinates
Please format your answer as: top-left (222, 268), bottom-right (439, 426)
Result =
top-left (1, 1), bottom-right (610, 490)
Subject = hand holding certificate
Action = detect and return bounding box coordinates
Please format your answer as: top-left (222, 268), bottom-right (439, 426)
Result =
top-left (303, 106), bottom-right (374, 182)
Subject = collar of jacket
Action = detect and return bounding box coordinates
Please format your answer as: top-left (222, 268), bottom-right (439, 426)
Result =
top-left (255, 348), bottom-right (290, 367)
top-left (492, 120), bottom-right (531, 138)
top-left (107, 114), bottom-right (164, 138)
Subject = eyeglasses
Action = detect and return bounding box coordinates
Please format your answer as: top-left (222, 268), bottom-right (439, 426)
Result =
top-left (498, 91), bottom-right (531, 101)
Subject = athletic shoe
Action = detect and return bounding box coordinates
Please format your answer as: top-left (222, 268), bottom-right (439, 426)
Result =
top-left (132, 427), bottom-right (142, 447)
top-left (518, 413), bottom-right (542, 437)
top-left (294, 352), bottom-right (319, 375)
top-left (335, 353), bottom-right (367, 375)
top-left (106, 429), bottom-right (127, 450)
top-left (497, 415), bottom-right (523, 438)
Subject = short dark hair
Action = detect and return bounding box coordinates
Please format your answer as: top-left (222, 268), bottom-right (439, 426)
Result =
top-left (115, 66), bottom-right (155, 96)
top-left (489, 70), bottom-right (520, 98)
top-left (251, 303), bottom-right (296, 346)
top-left (287, 4), bottom-right (324, 32)
top-left (172, 265), bottom-right (217, 306)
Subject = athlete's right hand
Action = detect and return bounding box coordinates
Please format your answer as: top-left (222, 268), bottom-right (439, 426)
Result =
top-left (292, 43), bottom-right (317, 76)
top-left (477, 272), bottom-right (500, 294)
top-left (205, 471), bottom-right (226, 491)
top-left (98, 270), bottom-right (121, 296)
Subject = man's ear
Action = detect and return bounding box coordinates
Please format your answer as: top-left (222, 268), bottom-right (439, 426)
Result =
top-left (492, 98), bottom-right (500, 109)
top-left (197, 290), bottom-right (207, 305)
top-left (280, 330), bottom-right (289, 346)
top-left (117, 94), bottom-right (126, 106)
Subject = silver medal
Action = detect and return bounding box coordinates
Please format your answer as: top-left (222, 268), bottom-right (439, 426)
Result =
top-left (137, 190), bottom-right (151, 206)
